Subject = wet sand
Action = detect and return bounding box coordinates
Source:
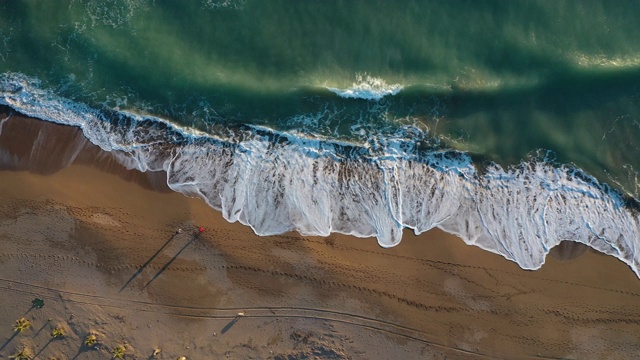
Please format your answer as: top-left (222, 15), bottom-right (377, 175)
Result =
top-left (1, 110), bottom-right (640, 359)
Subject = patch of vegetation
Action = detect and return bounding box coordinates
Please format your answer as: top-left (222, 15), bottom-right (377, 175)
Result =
top-left (84, 334), bottom-right (98, 347)
top-left (51, 326), bottom-right (64, 339)
top-left (31, 298), bottom-right (44, 309)
top-left (112, 345), bottom-right (126, 359)
top-left (13, 318), bottom-right (31, 332)
top-left (9, 348), bottom-right (32, 360)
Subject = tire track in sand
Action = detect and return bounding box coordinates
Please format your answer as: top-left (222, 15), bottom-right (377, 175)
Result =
top-left (0, 276), bottom-right (504, 360)
top-left (0, 252), bottom-right (461, 314)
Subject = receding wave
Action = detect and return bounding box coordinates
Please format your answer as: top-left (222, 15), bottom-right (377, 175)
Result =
top-left (326, 74), bottom-right (403, 100)
top-left (2, 72), bottom-right (640, 278)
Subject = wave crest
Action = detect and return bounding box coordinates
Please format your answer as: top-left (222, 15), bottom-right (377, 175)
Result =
top-left (327, 74), bottom-right (403, 100)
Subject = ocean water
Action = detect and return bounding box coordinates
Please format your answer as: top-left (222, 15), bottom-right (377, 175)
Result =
top-left (2, 1), bottom-right (640, 276)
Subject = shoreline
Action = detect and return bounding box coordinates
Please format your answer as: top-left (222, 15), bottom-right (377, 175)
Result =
top-left (3, 79), bottom-right (640, 277)
top-left (1, 111), bottom-right (640, 358)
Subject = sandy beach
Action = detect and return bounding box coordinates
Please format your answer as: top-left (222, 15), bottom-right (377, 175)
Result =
top-left (1, 110), bottom-right (640, 359)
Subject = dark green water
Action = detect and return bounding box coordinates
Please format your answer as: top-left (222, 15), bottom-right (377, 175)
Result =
top-left (2, 0), bottom-right (640, 274)
top-left (2, 0), bottom-right (639, 193)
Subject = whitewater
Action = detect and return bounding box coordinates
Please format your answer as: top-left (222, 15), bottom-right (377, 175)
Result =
top-left (327, 74), bottom-right (403, 101)
top-left (2, 72), bottom-right (639, 278)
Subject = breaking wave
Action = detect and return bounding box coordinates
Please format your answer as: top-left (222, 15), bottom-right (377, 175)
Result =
top-left (2, 72), bottom-right (640, 278)
top-left (327, 74), bottom-right (403, 100)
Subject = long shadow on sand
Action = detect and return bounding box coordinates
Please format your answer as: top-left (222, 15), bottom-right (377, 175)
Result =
top-left (119, 231), bottom-right (181, 292)
top-left (23, 306), bottom-right (35, 316)
top-left (0, 331), bottom-right (19, 352)
top-left (221, 317), bottom-right (240, 335)
top-left (71, 348), bottom-right (89, 360)
top-left (32, 321), bottom-right (49, 338)
top-left (33, 338), bottom-right (55, 359)
top-left (71, 343), bottom-right (99, 360)
top-left (141, 232), bottom-right (201, 290)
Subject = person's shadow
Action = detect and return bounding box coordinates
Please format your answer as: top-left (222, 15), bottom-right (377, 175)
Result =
top-left (141, 232), bottom-right (201, 290)
top-left (120, 230), bottom-right (182, 292)
top-left (221, 313), bottom-right (245, 335)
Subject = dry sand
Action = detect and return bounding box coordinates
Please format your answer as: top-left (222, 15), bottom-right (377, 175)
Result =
top-left (1, 110), bottom-right (640, 359)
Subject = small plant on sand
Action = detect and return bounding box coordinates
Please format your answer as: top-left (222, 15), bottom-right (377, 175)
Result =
top-left (51, 326), bottom-right (64, 339)
top-left (112, 345), bottom-right (126, 359)
top-left (9, 347), bottom-right (32, 360)
top-left (84, 333), bottom-right (98, 347)
top-left (31, 298), bottom-right (45, 309)
top-left (13, 318), bottom-right (31, 332)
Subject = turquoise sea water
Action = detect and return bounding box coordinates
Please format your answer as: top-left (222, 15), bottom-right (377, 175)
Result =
top-left (2, 0), bottom-right (640, 276)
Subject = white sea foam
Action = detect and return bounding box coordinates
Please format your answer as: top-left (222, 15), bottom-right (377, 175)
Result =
top-left (202, 0), bottom-right (246, 10)
top-left (2, 72), bottom-right (640, 278)
top-left (327, 74), bottom-right (403, 101)
top-left (82, 0), bottom-right (150, 29)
